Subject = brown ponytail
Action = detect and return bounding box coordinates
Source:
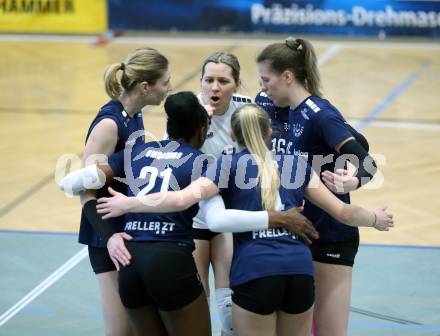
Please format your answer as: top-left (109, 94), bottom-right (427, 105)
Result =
top-left (257, 37), bottom-right (322, 97)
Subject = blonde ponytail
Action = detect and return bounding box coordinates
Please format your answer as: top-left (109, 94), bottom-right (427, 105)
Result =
top-left (104, 63), bottom-right (124, 99)
top-left (103, 47), bottom-right (169, 100)
top-left (231, 105), bottom-right (280, 210)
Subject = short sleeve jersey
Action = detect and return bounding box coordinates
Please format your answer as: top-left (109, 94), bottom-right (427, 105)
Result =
top-left (78, 100), bottom-right (145, 247)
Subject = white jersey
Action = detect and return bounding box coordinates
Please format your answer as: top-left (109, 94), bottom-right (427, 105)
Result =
top-left (193, 93), bottom-right (253, 230)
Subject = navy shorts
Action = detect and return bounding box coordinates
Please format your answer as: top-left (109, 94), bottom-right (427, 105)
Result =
top-left (192, 227), bottom-right (220, 241)
top-left (119, 241), bottom-right (204, 311)
top-left (232, 275), bottom-right (315, 315)
top-left (88, 245), bottom-right (116, 274)
top-left (310, 237), bottom-right (360, 267)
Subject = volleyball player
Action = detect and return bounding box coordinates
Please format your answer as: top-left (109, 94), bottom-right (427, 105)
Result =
top-left (75, 47), bottom-right (171, 336)
top-left (256, 37), bottom-right (381, 336)
top-left (192, 51), bottom-right (253, 335)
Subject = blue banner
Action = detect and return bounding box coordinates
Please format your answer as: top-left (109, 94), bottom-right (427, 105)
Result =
top-left (108, 0), bottom-right (440, 37)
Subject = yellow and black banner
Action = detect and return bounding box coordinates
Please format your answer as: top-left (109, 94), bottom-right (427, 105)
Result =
top-left (0, 0), bottom-right (107, 34)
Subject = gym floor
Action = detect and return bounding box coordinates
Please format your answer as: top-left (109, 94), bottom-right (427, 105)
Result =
top-left (1, 34), bottom-right (439, 335)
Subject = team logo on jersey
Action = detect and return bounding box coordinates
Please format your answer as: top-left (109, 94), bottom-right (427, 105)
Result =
top-left (283, 122), bottom-right (290, 131)
top-left (300, 108), bottom-right (309, 120)
top-left (291, 123), bottom-right (304, 138)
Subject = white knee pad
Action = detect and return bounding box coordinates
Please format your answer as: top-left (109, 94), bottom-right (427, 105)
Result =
top-left (215, 288), bottom-right (233, 335)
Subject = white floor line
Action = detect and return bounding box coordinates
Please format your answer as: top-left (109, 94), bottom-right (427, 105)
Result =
top-left (318, 43), bottom-right (342, 65)
top-left (347, 118), bottom-right (440, 131)
top-left (0, 246), bottom-right (88, 327)
top-left (0, 34), bottom-right (96, 43)
top-left (0, 34), bottom-right (439, 49)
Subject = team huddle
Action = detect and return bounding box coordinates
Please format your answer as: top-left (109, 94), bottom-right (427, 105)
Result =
top-left (59, 38), bottom-right (394, 336)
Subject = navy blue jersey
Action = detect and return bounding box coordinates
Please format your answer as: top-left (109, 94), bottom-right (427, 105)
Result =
top-left (205, 149), bottom-right (314, 287)
top-left (79, 100), bottom-right (145, 247)
top-left (255, 91), bottom-right (291, 153)
top-left (288, 96), bottom-right (357, 242)
top-left (108, 140), bottom-right (208, 248)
